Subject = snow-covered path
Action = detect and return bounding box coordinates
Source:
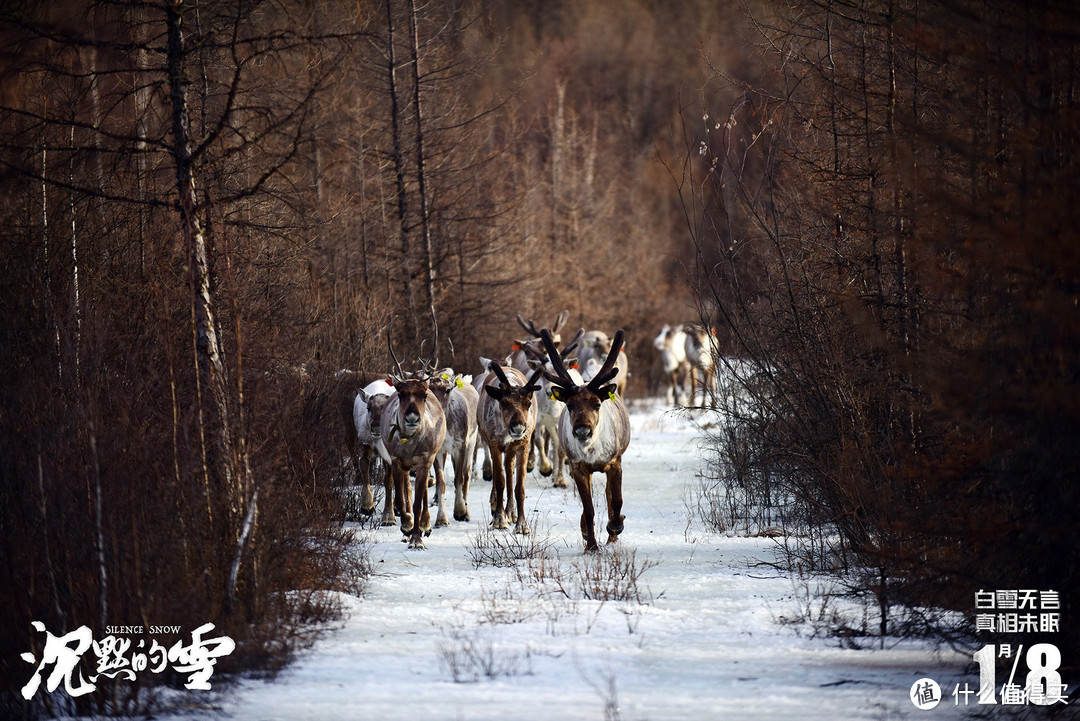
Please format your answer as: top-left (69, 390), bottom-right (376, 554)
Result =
top-left (200, 399), bottom-right (973, 720)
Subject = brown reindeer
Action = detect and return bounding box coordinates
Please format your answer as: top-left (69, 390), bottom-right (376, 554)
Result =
top-left (379, 324), bottom-right (447, 549)
top-left (540, 328), bottom-right (631, 552)
top-left (477, 361), bottom-right (545, 534)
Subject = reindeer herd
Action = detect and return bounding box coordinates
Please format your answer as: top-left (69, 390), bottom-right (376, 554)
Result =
top-left (348, 312), bottom-right (717, 552)
top-left (348, 311), bottom-right (630, 552)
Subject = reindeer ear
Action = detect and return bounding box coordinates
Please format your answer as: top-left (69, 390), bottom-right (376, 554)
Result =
top-left (549, 386), bottom-right (566, 403)
top-left (484, 384), bottom-right (506, 401)
top-left (594, 384), bottom-right (618, 401)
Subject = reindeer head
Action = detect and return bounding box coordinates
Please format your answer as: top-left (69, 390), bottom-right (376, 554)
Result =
top-left (358, 385), bottom-right (393, 438)
top-left (484, 362), bottom-right (545, 442)
top-left (386, 311), bottom-right (441, 438)
top-left (541, 328), bottom-right (624, 442)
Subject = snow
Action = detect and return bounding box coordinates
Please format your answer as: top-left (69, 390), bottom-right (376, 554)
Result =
top-left (177, 399), bottom-right (977, 720)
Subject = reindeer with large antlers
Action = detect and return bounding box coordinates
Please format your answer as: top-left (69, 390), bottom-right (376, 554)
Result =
top-left (476, 359), bottom-right (546, 534)
top-left (379, 319), bottom-right (447, 549)
top-left (540, 328), bottom-right (631, 553)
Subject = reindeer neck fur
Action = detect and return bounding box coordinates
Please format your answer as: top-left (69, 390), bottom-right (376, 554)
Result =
top-left (559, 394), bottom-right (630, 470)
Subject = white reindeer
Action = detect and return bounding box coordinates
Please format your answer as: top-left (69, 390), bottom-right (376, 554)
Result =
top-left (527, 328), bottom-right (584, 488)
top-left (429, 369), bottom-right (479, 525)
top-left (683, 323), bottom-right (715, 404)
top-left (352, 377), bottom-right (396, 525)
top-left (577, 329), bottom-right (629, 397)
top-left (512, 311), bottom-right (570, 472)
top-left (653, 324), bottom-right (689, 404)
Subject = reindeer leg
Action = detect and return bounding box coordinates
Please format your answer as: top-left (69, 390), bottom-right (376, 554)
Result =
top-left (417, 466), bottom-right (432, 539)
top-left (504, 451), bottom-right (517, 524)
top-left (572, 464), bottom-right (598, 552)
top-left (380, 460), bottom-right (395, 526)
top-left (482, 444), bottom-right (493, 481)
top-left (359, 446), bottom-right (375, 516)
top-left (434, 454), bottom-right (450, 528)
top-left (514, 448), bottom-right (530, 535)
top-left (489, 446), bottom-right (508, 529)
top-left (537, 428), bottom-right (553, 477)
top-left (454, 443), bottom-right (471, 522)
top-left (470, 436), bottom-right (480, 485)
top-left (397, 463), bottom-right (414, 537)
top-left (604, 458), bottom-right (625, 544)
top-left (552, 435), bottom-right (568, 489)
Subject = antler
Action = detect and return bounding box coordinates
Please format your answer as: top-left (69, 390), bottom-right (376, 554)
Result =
top-left (586, 329), bottom-right (624, 392)
top-left (552, 309), bottom-right (569, 335)
top-left (518, 310), bottom-right (570, 341)
top-left (523, 364), bottom-right (546, 392)
top-left (562, 328), bottom-right (584, 357)
top-left (516, 314), bottom-right (541, 338)
top-left (387, 319), bottom-right (406, 380)
top-left (539, 329), bottom-right (578, 389)
top-left (487, 360), bottom-right (545, 393)
top-left (487, 361), bottom-right (513, 389)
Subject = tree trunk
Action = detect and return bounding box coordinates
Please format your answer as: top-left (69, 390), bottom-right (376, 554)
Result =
top-left (165, 1), bottom-right (234, 524)
top-left (386, 0), bottom-right (417, 341)
top-left (408, 0), bottom-right (436, 319)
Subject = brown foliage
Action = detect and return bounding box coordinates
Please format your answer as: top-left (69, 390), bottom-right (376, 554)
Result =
top-left (690, 0), bottom-right (1080, 653)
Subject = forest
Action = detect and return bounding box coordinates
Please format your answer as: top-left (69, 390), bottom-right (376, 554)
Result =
top-left (1, 0), bottom-right (1076, 716)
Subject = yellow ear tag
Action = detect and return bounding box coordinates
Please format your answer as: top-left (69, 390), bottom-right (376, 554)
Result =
top-left (608, 391), bottom-right (617, 402)
top-left (455, 377), bottom-right (464, 389)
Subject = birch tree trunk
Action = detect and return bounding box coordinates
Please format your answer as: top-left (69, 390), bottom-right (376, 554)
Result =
top-left (166, 1), bottom-right (235, 525)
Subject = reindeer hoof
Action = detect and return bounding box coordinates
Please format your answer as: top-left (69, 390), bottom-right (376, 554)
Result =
top-left (553, 479), bottom-right (568, 489)
top-left (435, 517), bottom-right (450, 528)
top-left (360, 505), bottom-right (376, 517)
top-left (539, 462), bottom-right (553, 477)
top-left (491, 514), bottom-right (508, 530)
top-left (408, 536), bottom-right (425, 550)
top-left (454, 510), bottom-right (470, 522)
top-left (515, 523), bottom-right (530, 536)
top-left (606, 515), bottom-right (625, 536)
